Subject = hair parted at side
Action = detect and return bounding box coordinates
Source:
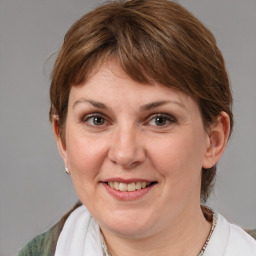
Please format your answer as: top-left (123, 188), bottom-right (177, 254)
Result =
top-left (49, 0), bottom-right (233, 201)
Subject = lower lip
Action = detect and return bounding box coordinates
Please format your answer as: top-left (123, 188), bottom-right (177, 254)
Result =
top-left (102, 183), bottom-right (155, 201)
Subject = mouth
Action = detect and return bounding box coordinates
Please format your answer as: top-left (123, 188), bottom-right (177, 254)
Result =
top-left (104, 181), bottom-right (157, 192)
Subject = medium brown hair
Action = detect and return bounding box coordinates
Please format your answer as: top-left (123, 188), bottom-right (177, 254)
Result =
top-left (50, 0), bottom-right (233, 201)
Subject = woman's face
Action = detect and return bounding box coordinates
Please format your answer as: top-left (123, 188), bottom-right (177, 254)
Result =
top-left (58, 60), bottom-right (213, 238)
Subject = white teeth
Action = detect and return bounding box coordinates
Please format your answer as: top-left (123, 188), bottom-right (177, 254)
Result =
top-left (119, 182), bottom-right (128, 191)
top-left (114, 181), bottom-right (119, 190)
top-left (135, 182), bottom-right (142, 190)
top-left (107, 181), bottom-right (152, 192)
top-left (128, 182), bottom-right (135, 191)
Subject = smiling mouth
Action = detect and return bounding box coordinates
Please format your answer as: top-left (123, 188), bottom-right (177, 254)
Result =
top-left (105, 181), bottom-right (157, 192)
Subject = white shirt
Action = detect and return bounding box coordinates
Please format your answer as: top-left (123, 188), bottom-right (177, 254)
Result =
top-left (205, 212), bottom-right (256, 255)
top-left (55, 205), bottom-right (256, 256)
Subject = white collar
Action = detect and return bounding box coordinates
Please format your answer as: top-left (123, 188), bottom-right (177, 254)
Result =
top-left (55, 205), bottom-right (256, 256)
top-left (55, 205), bottom-right (103, 256)
top-left (204, 212), bottom-right (256, 256)
top-left (203, 213), bottom-right (230, 255)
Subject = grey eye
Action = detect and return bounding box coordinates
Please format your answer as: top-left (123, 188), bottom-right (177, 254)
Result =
top-left (154, 116), bottom-right (167, 126)
top-left (148, 114), bottom-right (175, 127)
top-left (93, 117), bottom-right (105, 125)
top-left (86, 116), bottom-right (106, 126)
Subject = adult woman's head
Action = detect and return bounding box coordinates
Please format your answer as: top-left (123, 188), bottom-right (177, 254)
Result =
top-left (50, 0), bottom-right (233, 202)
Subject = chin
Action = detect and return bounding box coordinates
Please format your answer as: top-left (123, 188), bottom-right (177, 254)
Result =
top-left (99, 209), bottom-right (155, 238)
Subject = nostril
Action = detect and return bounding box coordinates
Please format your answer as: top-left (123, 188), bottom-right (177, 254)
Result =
top-left (109, 156), bottom-right (142, 169)
top-left (108, 135), bottom-right (146, 168)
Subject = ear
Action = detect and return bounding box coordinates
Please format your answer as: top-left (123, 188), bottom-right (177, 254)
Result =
top-left (202, 111), bottom-right (230, 169)
top-left (52, 115), bottom-right (69, 168)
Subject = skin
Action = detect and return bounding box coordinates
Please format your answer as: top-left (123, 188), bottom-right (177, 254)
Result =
top-left (53, 59), bottom-right (230, 255)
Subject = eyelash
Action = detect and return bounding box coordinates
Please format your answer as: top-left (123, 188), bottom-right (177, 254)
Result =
top-left (82, 113), bottom-right (109, 127)
top-left (81, 113), bottom-right (176, 128)
top-left (146, 113), bottom-right (176, 127)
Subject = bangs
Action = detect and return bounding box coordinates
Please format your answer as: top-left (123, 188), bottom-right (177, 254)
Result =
top-left (60, 5), bottom-right (195, 96)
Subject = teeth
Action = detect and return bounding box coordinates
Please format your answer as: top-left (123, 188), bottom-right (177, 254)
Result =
top-left (128, 182), bottom-right (135, 191)
top-left (135, 182), bottom-right (142, 190)
top-left (119, 183), bottom-right (128, 191)
top-left (107, 181), bottom-right (152, 192)
top-left (114, 182), bottom-right (119, 190)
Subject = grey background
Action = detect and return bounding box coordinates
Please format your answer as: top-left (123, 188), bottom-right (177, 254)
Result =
top-left (0, 0), bottom-right (255, 255)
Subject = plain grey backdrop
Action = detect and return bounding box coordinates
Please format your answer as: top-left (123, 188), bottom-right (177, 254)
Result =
top-left (0, 0), bottom-right (255, 255)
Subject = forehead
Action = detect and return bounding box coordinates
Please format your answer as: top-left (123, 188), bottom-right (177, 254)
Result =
top-left (68, 60), bottom-right (202, 120)
top-left (68, 53), bottom-right (198, 106)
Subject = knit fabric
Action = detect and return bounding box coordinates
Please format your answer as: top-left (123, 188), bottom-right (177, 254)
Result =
top-left (18, 222), bottom-right (60, 256)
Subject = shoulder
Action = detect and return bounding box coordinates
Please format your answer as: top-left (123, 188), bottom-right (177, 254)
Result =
top-left (204, 210), bottom-right (256, 256)
top-left (215, 213), bottom-right (256, 255)
top-left (17, 222), bottom-right (60, 256)
top-left (18, 201), bottom-right (82, 256)
top-left (245, 229), bottom-right (256, 240)
top-left (225, 223), bottom-right (256, 255)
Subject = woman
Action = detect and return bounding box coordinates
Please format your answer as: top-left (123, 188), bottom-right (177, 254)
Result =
top-left (18, 0), bottom-right (256, 255)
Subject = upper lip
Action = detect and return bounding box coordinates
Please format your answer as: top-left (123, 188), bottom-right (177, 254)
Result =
top-left (101, 178), bottom-right (157, 183)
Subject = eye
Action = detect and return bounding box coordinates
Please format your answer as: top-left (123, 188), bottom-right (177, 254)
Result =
top-left (147, 114), bottom-right (176, 127)
top-left (83, 114), bottom-right (107, 126)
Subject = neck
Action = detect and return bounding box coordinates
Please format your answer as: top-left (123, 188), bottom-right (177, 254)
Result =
top-left (101, 205), bottom-right (212, 256)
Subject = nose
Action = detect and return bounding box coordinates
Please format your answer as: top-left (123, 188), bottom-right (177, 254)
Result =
top-left (108, 126), bottom-right (146, 169)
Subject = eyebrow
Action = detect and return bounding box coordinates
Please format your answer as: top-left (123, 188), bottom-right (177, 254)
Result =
top-left (72, 99), bottom-right (108, 110)
top-left (72, 99), bottom-right (185, 111)
top-left (139, 100), bottom-right (186, 111)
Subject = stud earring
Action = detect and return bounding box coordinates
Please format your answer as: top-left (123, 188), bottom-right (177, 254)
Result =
top-left (65, 167), bottom-right (70, 175)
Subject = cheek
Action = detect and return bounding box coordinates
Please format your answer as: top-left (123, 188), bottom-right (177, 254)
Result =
top-left (149, 134), bottom-right (193, 171)
top-left (149, 133), bottom-right (204, 191)
top-left (65, 134), bottom-right (109, 205)
top-left (65, 130), bottom-right (107, 180)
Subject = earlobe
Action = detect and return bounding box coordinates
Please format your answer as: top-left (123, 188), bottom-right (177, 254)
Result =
top-left (202, 112), bottom-right (230, 169)
top-left (52, 116), bottom-right (68, 167)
